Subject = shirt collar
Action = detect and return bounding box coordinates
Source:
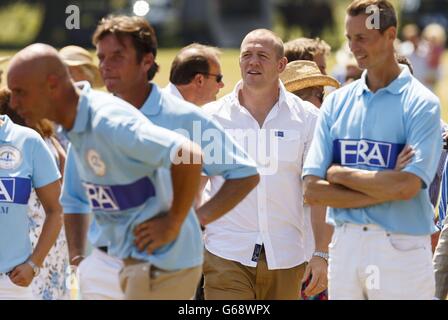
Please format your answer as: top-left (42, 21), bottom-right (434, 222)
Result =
top-left (229, 80), bottom-right (291, 113)
top-left (356, 64), bottom-right (412, 97)
top-left (140, 83), bottom-right (163, 117)
top-left (0, 115), bottom-right (15, 142)
top-left (69, 81), bottom-right (92, 134)
top-left (164, 82), bottom-right (185, 100)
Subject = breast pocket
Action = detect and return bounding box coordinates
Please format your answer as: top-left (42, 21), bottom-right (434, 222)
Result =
top-left (276, 130), bottom-right (303, 164)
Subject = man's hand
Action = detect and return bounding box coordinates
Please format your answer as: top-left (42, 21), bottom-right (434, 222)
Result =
top-left (394, 145), bottom-right (414, 171)
top-left (9, 263), bottom-right (35, 287)
top-left (326, 164), bottom-right (347, 184)
top-left (301, 256), bottom-right (328, 297)
top-left (134, 213), bottom-right (182, 255)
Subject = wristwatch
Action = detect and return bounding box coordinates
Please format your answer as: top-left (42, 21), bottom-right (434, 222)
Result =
top-left (26, 259), bottom-right (40, 277)
top-left (313, 251), bottom-right (329, 263)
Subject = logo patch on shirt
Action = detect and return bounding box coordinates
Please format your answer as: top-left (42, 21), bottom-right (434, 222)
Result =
top-left (86, 149), bottom-right (106, 176)
top-left (0, 177), bottom-right (31, 204)
top-left (0, 146), bottom-right (22, 170)
top-left (83, 183), bottom-right (119, 211)
top-left (333, 139), bottom-right (405, 169)
top-left (275, 131), bottom-right (284, 138)
top-left (82, 177), bottom-right (156, 212)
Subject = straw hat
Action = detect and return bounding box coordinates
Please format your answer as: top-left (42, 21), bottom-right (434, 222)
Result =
top-left (280, 60), bottom-right (340, 92)
top-left (59, 45), bottom-right (103, 88)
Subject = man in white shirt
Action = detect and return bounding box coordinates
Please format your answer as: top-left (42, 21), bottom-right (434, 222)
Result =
top-left (164, 43), bottom-right (224, 106)
top-left (202, 29), bottom-right (332, 300)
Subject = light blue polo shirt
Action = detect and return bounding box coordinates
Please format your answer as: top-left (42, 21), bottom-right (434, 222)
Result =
top-left (0, 115), bottom-right (60, 273)
top-left (62, 84), bottom-right (258, 266)
top-left (61, 82), bottom-right (204, 270)
top-left (303, 66), bottom-right (442, 235)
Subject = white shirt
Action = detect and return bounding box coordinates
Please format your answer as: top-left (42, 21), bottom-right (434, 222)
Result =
top-left (202, 81), bottom-right (319, 269)
top-left (163, 82), bottom-right (185, 100)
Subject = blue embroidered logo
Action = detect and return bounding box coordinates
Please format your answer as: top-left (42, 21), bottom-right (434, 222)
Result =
top-left (275, 131), bottom-right (284, 138)
top-left (333, 139), bottom-right (405, 169)
top-left (83, 184), bottom-right (119, 211)
top-left (0, 177), bottom-right (31, 204)
top-left (0, 178), bottom-right (15, 202)
top-left (83, 176), bottom-right (156, 212)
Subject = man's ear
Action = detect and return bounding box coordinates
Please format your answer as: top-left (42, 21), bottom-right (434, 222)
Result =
top-left (141, 52), bottom-right (155, 74)
top-left (46, 74), bottom-right (60, 92)
top-left (278, 57), bottom-right (288, 73)
top-left (386, 26), bottom-right (397, 43)
top-left (194, 73), bottom-right (205, 87)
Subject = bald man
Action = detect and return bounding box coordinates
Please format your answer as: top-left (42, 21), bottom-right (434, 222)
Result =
top-left (165, 43), bottom-right (224, 106)
top-left (7, 43), bottom-right (207, 300)
top-left (201, 29), bottom-right (333, 300)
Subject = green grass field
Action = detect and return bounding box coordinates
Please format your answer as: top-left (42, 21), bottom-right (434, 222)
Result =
top-left (1, 48), bottom-right (448, 120)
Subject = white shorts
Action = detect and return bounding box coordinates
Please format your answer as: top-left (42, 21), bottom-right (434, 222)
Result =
top-left (0, 274), bottom-right (35, 300)
top-left (328, 223), bottom-right (435, 300)
top-left (78, 248), bottom-right (125, 300)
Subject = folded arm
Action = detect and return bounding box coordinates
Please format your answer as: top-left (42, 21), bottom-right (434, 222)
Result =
top-left (303, 175), bottom-right (387, 208)
top-left (326, 165), bottom-right (421, 202)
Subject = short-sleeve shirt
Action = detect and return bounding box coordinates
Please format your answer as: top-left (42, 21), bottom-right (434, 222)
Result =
top-left (303, 66), bottom-right (442, 235)
top-left (61, 82), bottom-right (203, 270)
top-left (0, 115), bottom-right (60, 272)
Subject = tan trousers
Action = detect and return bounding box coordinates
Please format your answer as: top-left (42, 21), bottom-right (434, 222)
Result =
top-left (203, 249), bottom-right (306, 300)
top-left (119, 258), bottom-right (202, 300)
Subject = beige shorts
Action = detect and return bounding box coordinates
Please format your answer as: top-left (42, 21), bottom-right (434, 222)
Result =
top-left (119, 258), bottom-right (202, 300)
top-left (203, 249), bottom-right (306, 300)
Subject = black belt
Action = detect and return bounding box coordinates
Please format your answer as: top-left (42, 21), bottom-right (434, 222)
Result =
top-left (97, 246), bottom-right (108, 253)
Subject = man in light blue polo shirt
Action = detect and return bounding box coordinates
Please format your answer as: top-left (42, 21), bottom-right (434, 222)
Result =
top-left (0, 114), bottom-right (62, 299)
top-left (8, 43), bottom-right (205, 299)
top-left (62, 16), bottom-right (259, 300)
top-left (303, 0), bottom-right (441, 300)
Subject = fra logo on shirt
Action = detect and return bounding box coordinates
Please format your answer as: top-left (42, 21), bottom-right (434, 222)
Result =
top-left (83, 183), bottom-right (119, 212)
top-left (333, 139), bottom-right (404, 169)
top-left (0, 178), bottom-right (15, 202)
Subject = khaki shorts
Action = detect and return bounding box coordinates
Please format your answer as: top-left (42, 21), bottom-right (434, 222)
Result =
top-left (203, 249), bottom-right (306, 300)
top-left (119, 258), bottom-right (202, 300)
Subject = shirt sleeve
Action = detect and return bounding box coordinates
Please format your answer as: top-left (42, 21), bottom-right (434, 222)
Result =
top-left (402, 99), bottom-right (442, 188)
top-left (32, 134), bottom-right (61, 189)
top-left (302, 95), bottom-right (335, 180)
top-left (199, 118), bottom-right (258, 179)
top-left (61, 145), bottom-right (91, 214)
top-left (302, 103), bottom-right (320, 169)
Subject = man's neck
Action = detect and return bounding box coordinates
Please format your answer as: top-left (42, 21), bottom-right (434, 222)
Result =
top-left (58, 85), bottom-right (80, 131)
top-left (119, 81), bottom-right (152, 109)
top-left (239, 83), bottom-right (280, 127)
top-left (176, 85), bottom-right (200, 106)
top-left (366, 58), bottom-right (401, 93)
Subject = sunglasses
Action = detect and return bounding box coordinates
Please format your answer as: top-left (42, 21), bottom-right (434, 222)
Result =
top-left (200, 73), bottom-right (223, 83)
